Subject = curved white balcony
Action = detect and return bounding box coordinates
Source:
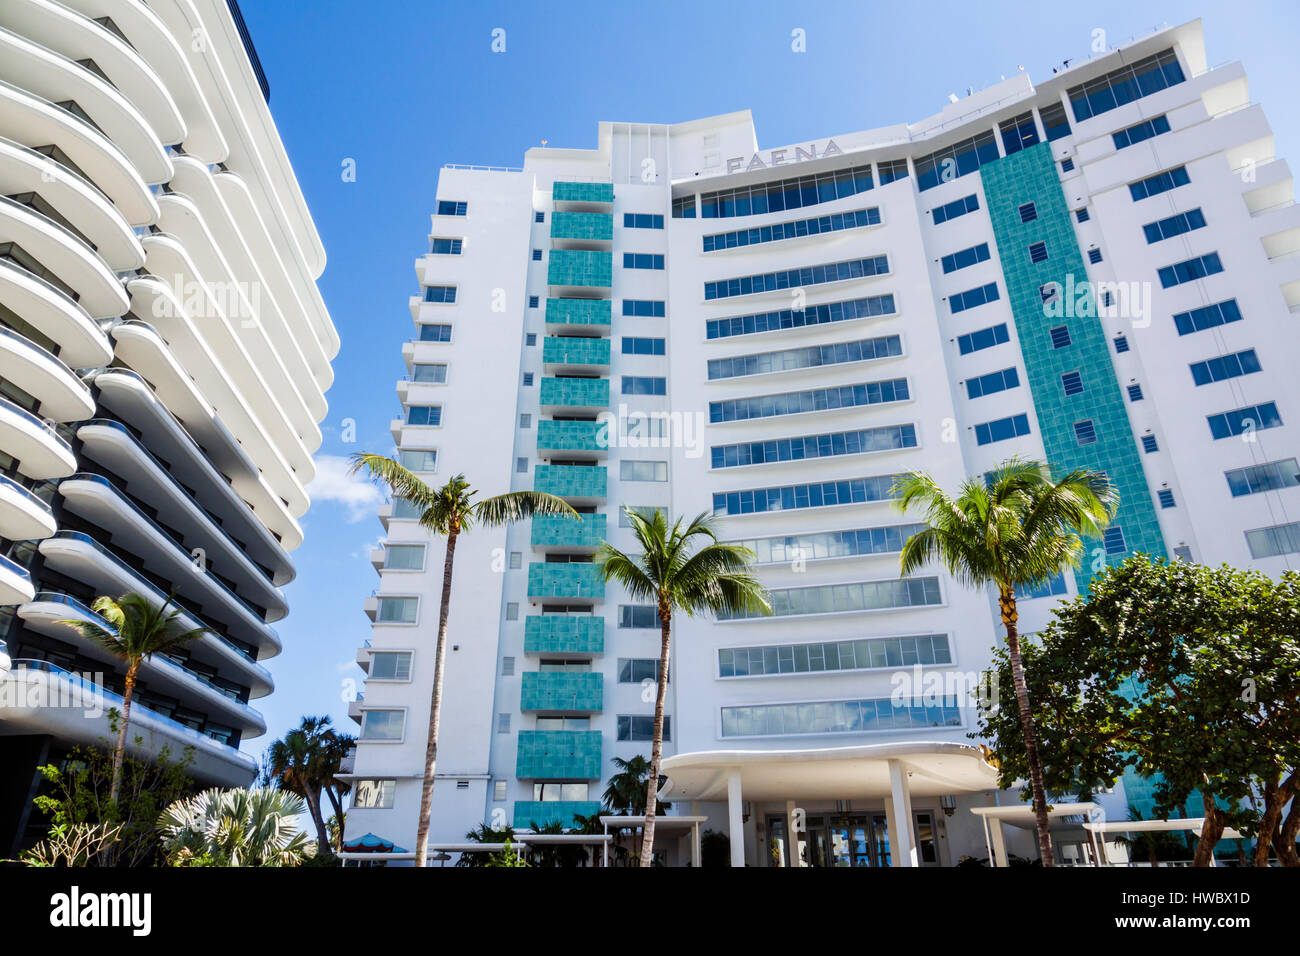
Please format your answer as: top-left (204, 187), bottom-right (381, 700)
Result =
top-left (0, 254), bottom-right (111, 367)
top-left (0, 472), bottom-right (56, 541)
top-left (0, 325), bottom-right (94, 422)
top-left (17, 592), bottom-right (267, 734)
top-left (0, 551), bottom-right (36, 605)
top-left (0, 26), bottom-right (171, 185)
top-left (0, 396), bottom-right (76, 479)
top-left (0, 0), bottom-right (187, 150)
top-left (0, 659), bottom-right (257, 786)
top-left (0, 134), bottom-right (143, 271)
top-left (74, 418), bottom-right (289, 610)
top-left (0, 77), bottom-right (156, 225)
top-left (90, 365), bottom-right (303, 552)
top-left (0, 193), bottom-right (126, 318)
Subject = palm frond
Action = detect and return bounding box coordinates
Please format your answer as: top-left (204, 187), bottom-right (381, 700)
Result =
top-left (475, 490), bottom-right (578, 526)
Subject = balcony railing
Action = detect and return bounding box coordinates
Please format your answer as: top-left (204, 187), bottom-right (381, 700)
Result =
top-left (0, 472), bottom-right (54, 514)
top-left (520, 671), bottom-right (603, 712)
top-left (0, 396), bottom-right (73, 455)
top-left (524, 614), bottom-right (604, 655)
top-left (527, 562), bottom-right (606, 600)
top-left (534, 465), bottom-right (606, 499)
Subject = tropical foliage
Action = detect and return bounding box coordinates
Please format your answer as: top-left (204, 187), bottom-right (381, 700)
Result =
top-left (158, 788), bottom-right (316, 867)
top-left (264, 715), bottom-right (353, 857)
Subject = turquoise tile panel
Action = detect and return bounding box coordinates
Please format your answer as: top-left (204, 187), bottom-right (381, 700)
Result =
top-left (534, 464), bottom-right (607, 499)
top-left (545, 297), bottom-right (612, 327)
top-left (552, 181), bottom-right (614, 204)
top-left (547, 249), bottom-right (612, 288)
top-left (526, 562), bottom-right (606, 600)
top-left (536, 419), bottom-right (607, 452)
top-left (520, 670), bottom-right (603, 711)
top-left (539, 376), bottom-right (610, 408)
top-left (550, 211), bottom-right (613, 241)
top-left (523, 614), bottom-right (605, 654)
top-left (531, 512), bottom-right (606, 548)
top-left (514, 730), bottom-right (602, 779)
top-left (542, 336), bottom-right (610, 367)
top-left (513, 800), bottom-right (602, 830)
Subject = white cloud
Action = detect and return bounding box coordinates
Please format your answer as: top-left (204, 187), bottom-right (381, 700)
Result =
top-left (306, 454), bottom-right (385, 523)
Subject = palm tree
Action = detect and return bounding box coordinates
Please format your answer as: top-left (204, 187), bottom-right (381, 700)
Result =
top-left (349, 459), bottom-right (578, 866)
top-left (158, 788), bottom-right (315, 866)
top-left (602, 754), bottom-right (669, 815)
top-left (58, 593), bottom-right (209, 808)
top-left (596, 509), bottom-right (770, 866)
top-left (893, 457), bottom-right (1116, 866)
top-left (265, 716), bottom-right (337, 857)
top-left (315, 726), bottom-right (355, 851)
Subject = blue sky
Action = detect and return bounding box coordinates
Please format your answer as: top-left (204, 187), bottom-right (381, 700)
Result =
top-left (236, 0), bottom-right (1300, 759)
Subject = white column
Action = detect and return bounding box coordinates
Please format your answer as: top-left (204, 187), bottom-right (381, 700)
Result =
top-left (727, 770), bottom-right (745, 867)
top-left (989, 820), bottom-right (1009, 867)
top-left (690, 821), bottom-right (702, 868)
top-left (786, 799), bottom-right (804, 867)
top-left (887, 759), bottom-right (918, 868)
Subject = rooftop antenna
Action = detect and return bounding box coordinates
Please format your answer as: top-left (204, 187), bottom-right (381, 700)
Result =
top-left (948, 93), bottom-right (959, 104)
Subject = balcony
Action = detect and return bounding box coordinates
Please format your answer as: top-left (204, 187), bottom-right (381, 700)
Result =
top-left (515, 730), bottom-right (602, 779)
top-left (531, 512), bottom-right (605, 550)
top-left (527, 562), bottom-right (605, 601)
top-left (545, 296), bottom-right (611, 332)
top-left (547, 250), bottom-right (612, 292)
top-left (524, 615), bottom-right (604, 655)
top-left (534, 464), bottom-right (606, 502)
top-left (0, 472), bottom-right (56, 541)
top-left (0, 326), bottom-right (94, 423)
top-left (542, 335), bottom-right (610, 372)
top-left (520, 671), bottom-right (603, 713)
top-left (0, 552), bottom-right (35, 606)
top-left (536, 419), bottom-right (607, 456)
top-left (550, 211), bottom-right (613, 248)
top-left (513, 800), bottom-right (602, 830)
top-left (0, 396), bottom-right (76, 480)
top-left (539, 376), bottom-right (609, 413)
top-left (552, 181), bottom-right (614, 206)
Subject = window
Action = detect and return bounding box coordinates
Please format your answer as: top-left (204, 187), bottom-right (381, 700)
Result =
top-left (1173, 299), bottom-right (1242, 335)
top-left (535, 211), bottom-right (545, 223)
top-left (974, 413), bottom-right (1031, 446)
top-left (1127, 383), bottom-right (1144, 401)
top-left (501, 656), bottom-right (515, 676)
top-left (671, 194), bottom-right (696, 218)
top-left (370, 651), bottom-right (412, 681)
top-left (1141, 434), bottom-right (1159, 453)
top-left (437, 200), bottom-right (467, 216)
top-left (940, 242), bottom-right (991, 274)
top-left (1227, 459), bottom-right (1300, 497)
top-left (704, 255), bottom-right (890, 301)
top-left (732, 523), bottom-right (927, 564)
top-left (878, 159), bottom-right (908, 183)
top-left (497, 713), bottom-right (511, 734)
top-left (618, 605), bottom-right (659, 628)
top-left (385, 544), bottom-right (425, 570)
top-left (706, 294), bottom-right (895, 340)
top-left (529, 295), bottom-right (539, 308)
top-left (532, 249), bottom-right (542, 261)
top-left (699, 165), bottom-right (874, 218)
top-left (707, 335), bottom-right (902, 380)
top-left (710, 379), bottom-right (909, 424)
top-left (376, 597), bottom-right (418, 623)
top-left (618, 715), bottom-right (670, 742)
top-left (423, 285), bottom-right (456, 303)
top-left (352, 779), bottom-right (395, 809)
top-left (1058, 158), bottom-right (1075, 173)
top-left (624, 213), bottom-right (665, 229)
top-left (391, 498), bottom-right (422, 519)
top-left (999, 112), bottom-right (1040, 155)
top-left (721, 695), bottom-right (960, 737)
top-left (1060, 371), bottom-right (1084, 396)
top-left (1041, 101), bottom-right (1072, 141)
top-left (1049, 325), bottom-right (1072, 349)
top-left (623, 252), bottom-right (665, 270)
top-left (430, 237), bottom-right (462, 255)
top-left (949, 282), bottom-right (1000, 314)
top-left (1073, 420), bottom-right (1097, 445)
top-left (1024, 573), bottom-right (1068, 600)
top-left (1130, 165), bottom-right (1191, 200)
top-left (1103, 526), bottom-right (1127, 555)
top-left (1076, 207), bottom-right (1090, 223)
top-left (412, 363), bottom-right (447, 383)
top-left (1087, 248), bottom-right (1103, 264)
top-left (1028, 242), bottom-right (1048, 264)
top-left (1113, 335), bottom-right (1129, 353)
top-left (505, 603), bottom-right (519, 621)
top-left (1190, 349), bottom-right (1261, 386)
top-left (914, 131), bottom-right (999, 191)
top-left (966, 367), bottom-right (1020, 399)
top-left (509, 551), bottom-right (522, 569)
top-left (622, 299), bottom-right (666, 317)
top-left (710, 425), bottom-right (917, 469)
top-left (621, 336), bottom-right (666, 355)
top-left (532, 782), bottom-right (590, 802)
top-left (931, 194), bottom-right (980, 224)
top-left (1246, 522), bottom-right (1300, 559)
top-left (1144, 208), bottom-right (1207, 243)
top-left (703, 208), bottom-right (880, 252)
top-left (1174, 546), bottom-right (1193, 562)
top-left (1208, 402), bottom-right (1282, 440)
top-left (618, 505), bottom-right (656, 528)
top-left (518, 412), bottom-right (534, 428)
top-left (618, 659), bottom-right (666, 684)
top-left (712, 475), bottom-right (902, 517)
top-left (525, 333), bottom-right (537, 347)
top-left (1157, 489), bottom-right (1176, 509)
top-left (399, 449), bottom-right (437, 472)
top-left (360, 709), bottom-right (405, 741)
top-left (957, 323), bottom-right (1010, 355)
top-left (515, 458), bottom-right (529, 474)
top-left (621, 376), bottom-right (666, 395)
top-left (1018, 202), bottom-right (1037, 223)
top-left (1069, 48), bottom-right (1185, 120)
top-left (620, 460), bottom-right (667, 482)
top-left (719, 634), bottom-right (951, 677)
top-left (1113, 114), bottom-right (1172, 150)
top-left (522, 372), bottom-right (534, 386)
top-left (418, 323), bottom-right (452, 342)
top-left (494, 780), bottom-right (508, 800)
top-left (406, 405), bottom-right (441, 426)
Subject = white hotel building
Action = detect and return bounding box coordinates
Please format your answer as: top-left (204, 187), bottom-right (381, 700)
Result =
top-left (347, 19), bottom-right (1300, 866)
top-left (0, 0), bottom-right (336, 856)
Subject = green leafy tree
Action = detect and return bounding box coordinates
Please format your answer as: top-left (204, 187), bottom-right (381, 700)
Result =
top-left (57, 593), bottom-right (209, 808)
top-left (158, 788), bottom-right (315, 867)
top-left (456, 823), bottom-right (516, 868)
top-left (893, 457), bottom-right (1116, 866)
top-left (601, 754), bottom-right (669, 815)
top-left (596, 509), bottom-right (770, 866)
top-left (349, 459), bottom-right (578, 866)
top-left (976, 556), bottom-right (1300, 866)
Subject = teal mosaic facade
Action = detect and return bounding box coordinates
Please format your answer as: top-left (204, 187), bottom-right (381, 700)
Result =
top-left (531, 512), bottom-right (606, 548)
top-left (527, 562), bottom-right (606, 599)
top-left (520, 671), bottom-right (603, 711)
top-left (524, 614), bottom-right (605, 654)
top-left (542, 335), bottom-right (610, 367)
top-left (539, 376), bottom-right (610, 409)
top-left (552, 181), bottom-right (614, 204)
top-left (534, 464), bottom-right (606, 499)
top-left (545, 297), bottom-right (612, 328)
top-left (536, 419), bottom-right (607, 453)
top-left (513, 800), bottom-right (602, 830)
top-left (514, 730), bottom-right (602, 779)
top-left (979, 143), bottom-right (1166, 592)
top-left (547, 250), bottom-right (612, 288)
top-left (550, 211), bottom-right (613, 242)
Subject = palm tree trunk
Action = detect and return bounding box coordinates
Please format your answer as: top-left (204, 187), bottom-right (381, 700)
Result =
top-left (325, 786), bottom-right (346, 852)
top-left (108, 661), bottom-right (138, 808)
top-left (999, 587), bottom-right (1054, 867)
top-left (303, 786), bottom-right (331, 858)
top-left (638, 604), bottom-right (672, 868)
top-left (415, 524), bottom-right (458, 867)
top-left (1193, 802), bottom-right (1224, 866)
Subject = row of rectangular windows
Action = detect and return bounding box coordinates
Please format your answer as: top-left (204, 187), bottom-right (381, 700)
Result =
top-left (709, 424), bottom-right (918, 469)
top-left (728, 522), bottom-right (928, 565)
top-left (704, 255), bottom-right (890, 301)
top-left (705, 293), bottom-right (896, 340)
top-left (709, 378), bottom-right (910, 423)
top-left (719, 633), bottom-right (951, 678)
top-left (712, 475), bottom-right (901, 516)
top-left (949, 281), bottom-right (1000, 314)
top-left (702, 207), bottom-right (880, 252)
top-left (720, 695), bottom-right (961, 738)
top-left (720, 576), bottom-right (942, 620)
top-left (941, 241), bottom-right (991, 275)
top-left (693, 166), bottom-right (875, 219)
top-left (706, 334), bottom-right (902, 380)
top-left (1143, 207), bottom-right (1206, 244)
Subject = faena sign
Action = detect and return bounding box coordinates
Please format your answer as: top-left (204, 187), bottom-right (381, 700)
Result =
top-left (725, 138), bottom-right (844, 174)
